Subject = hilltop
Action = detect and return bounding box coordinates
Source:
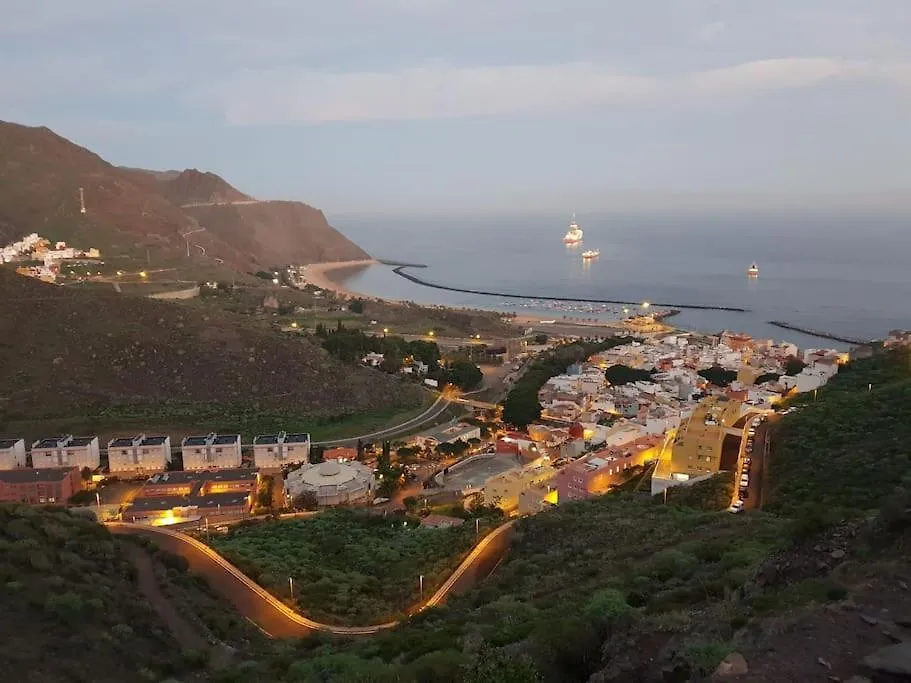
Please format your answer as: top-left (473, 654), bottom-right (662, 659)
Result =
top-left (0, 269), bottom-right (422, 438)
top-left (0, 120), bottom-right (366, 269)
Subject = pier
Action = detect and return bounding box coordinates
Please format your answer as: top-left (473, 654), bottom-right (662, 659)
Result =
top-left (766, 321), bottom-right (871, 346)
top-left (391, 266), bottom-right (749, 313)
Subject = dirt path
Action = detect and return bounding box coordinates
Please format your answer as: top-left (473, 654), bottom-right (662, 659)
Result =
top-left (124, 545), bottom-right (211, 652)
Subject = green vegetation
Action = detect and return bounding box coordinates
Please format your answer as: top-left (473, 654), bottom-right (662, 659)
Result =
top-left (208, 510), bottom-right (492, 625)
top-left (698, 365), bottom-right (738, 387)
top-left (754, 371), bottom-right (781, 385)
top-left (664, 471), bottom-right (735, 511)
top-left (502, 337), bottom-right (633, 427)
top-left (783, 357), bottom-right (807, 376)
top-left (0, 504), bottom-right (260, 682)
top-left (766, 349), bottom-right (911, 517)
top-left (604, 363), bottom-right (653, 386)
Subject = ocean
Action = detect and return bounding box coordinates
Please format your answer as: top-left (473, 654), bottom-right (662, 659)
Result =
top-left (329, 211), bottom-right (911, 350)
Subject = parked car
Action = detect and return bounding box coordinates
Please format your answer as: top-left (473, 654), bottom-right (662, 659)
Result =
top-left (739, 487), bottom-right (750, 499)
top-left (727, 500), bottom-right (745, 514)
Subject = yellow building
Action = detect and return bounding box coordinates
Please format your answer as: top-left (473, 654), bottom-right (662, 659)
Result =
top-left (668, 396), bottom-right (743, 479)
top-left (483, 462), bottom-right (557, 512)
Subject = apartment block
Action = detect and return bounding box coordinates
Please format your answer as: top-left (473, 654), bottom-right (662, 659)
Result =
top-left (31, 436), bottom-right (100, 470)
top-left (0, 439), bottom-right (27, 470)
top-left (107, 435), bottom-right (171, 474)
top-left (253, 432), bottom-right (310, 469)
top-left (181, 433), bottom-right (242, 470)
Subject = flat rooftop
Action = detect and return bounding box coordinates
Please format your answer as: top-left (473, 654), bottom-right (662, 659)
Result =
top-left (127, 495), bottom-right (190, 512)
top-left (285, 433), bottom-right (310, 444)
top-left (182, 436), bottom-right (210, 446)
top-left (254, 435), bottom-right (279, 445)
top-left (70, 437), bottom-right (96, 447)
top-left (0, 468), bottom-right (76, 484)
top-left (142, 436), bottom-right (169, 446)
top-left (109, 437), bottom-right (139, 448)
top-left (192, 492), bottom-right (250, 508)
top-left (213, 435), bottom-right (240, 445)
top-left (0, 439), bottom-right (24, 449)
top-left (34, 437), bottom-right (67, 449)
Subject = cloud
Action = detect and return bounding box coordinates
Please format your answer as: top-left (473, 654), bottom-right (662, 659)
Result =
top-left (696, 21), bottom-right (726, 43)
top-left (194, 57), bottom-right (911, 125)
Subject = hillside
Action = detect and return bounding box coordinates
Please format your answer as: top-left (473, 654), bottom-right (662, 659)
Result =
top-left (0, 269), bottom-right (422, 438)
top-left (0, 120), bottom-right (367, 269)
top-left (184, 200), bottom-right (369, 267)
top-left (0, 504), bottom-right (263, 682)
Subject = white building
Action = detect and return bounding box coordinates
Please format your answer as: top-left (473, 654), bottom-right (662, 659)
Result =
top-left (107, 435), bottom-right (171, 474)
top-left (0, 439), bottom-right (27, 470)
top-left (181, 433), bottom-right (242, 470)
top-left (780, 368), bottom-right (831, 394)
top-left (285, 460), bottom-right (375, 506)
top-left (31, 435), bottom-right (100, 470)
top-left (253, 432), bottom-right (310, 469)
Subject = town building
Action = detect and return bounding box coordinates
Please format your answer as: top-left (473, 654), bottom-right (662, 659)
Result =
top-left (123, 491), bottom-right (252, 525)
top-left (0, 467), bottom-right (82, 505)
top-left (553, 435), bottom-right (662, 502)
top-left (0, 439), bottom-right (27, 470)
top-left (413, 421), bottom-right (482, 448)
top-left (137, 468), bottom-right (259, 498)
top-left (253, 432), bottom-right (310, 469)
top-left (107, 435), bottom-right (171, 474)
top-left (482, 460), bottom-right (557, 512)
top-left (31, 436), bottom-right (100, 470)
top-left (322, 447), bottom-right (358, 462)
top-left (285, 460), bottom-right (375, 506)
top-left (181, 433), bottom-right (242, 470)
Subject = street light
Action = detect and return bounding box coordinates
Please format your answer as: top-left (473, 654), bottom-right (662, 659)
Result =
top-left (419, 574), bottom-right (424, 599)
top-left (428, 330), bottom-right (435, 337)
top-left (641, 301), bottom-right (650, 309)
top-left (289, 576), bottom-right (294, 599)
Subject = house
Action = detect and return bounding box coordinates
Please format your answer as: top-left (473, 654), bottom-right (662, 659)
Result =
top-left (413, 421), bottom-right (482, 448)
top-left (322, 447), bottom-right (358, 462)
top-left (0, 439), bottom-right (27, 470)
top-left (123, 491), bottom-right (252, 525)
top-left (181, 433), bottom-right (242, 470)
top-left (518, 486), bottom-right (558, 516)
top-left (253, 432), bottom-right (310, 469)
top-left (107, 435), bottom-right (171, 474)
top-left (553, 435), bottom-right (662, 502)
top-left (420, 514), bottom-right (465, 529)
top-left (31, 436), bottom-right (100, 470)
top-left (0, 467), bottom-right (82, 505)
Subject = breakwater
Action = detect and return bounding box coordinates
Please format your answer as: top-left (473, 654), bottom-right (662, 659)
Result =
top-left (767, 321), bottom-right (871, 346)
top-left (391, 266), bottom-right (749, 313)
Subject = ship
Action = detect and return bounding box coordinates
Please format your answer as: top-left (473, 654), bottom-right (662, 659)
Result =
top-left (747, 262), bottom-right (759, 277)
top-left (562, 213), bottom-right (583, 244)
top-left (582, 249), bottom-right (600, 259)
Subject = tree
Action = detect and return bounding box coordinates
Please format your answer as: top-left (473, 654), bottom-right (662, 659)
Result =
top-left (292, 491), bottom-right (319, 511)
top-left (380, 354), bottom-right (404, 374)
top-left (310, 446), bottom-right (325, 464)
top-left (533, 333), bottom-right (548, 345)
top-left (784, 356), bottom-right (807, 376)
top-left (80, 466), bottom-right (93, 481)
top-left (462, 646), bottom-right (541, 683)
top-left (755, 371), bottom-right (781, 385)
top-left (698, 365), bottom-right (738, 387)
top-left (347, 299), bottom-right (365, 314)
top-left (604, 364), bottom-right (653, 386)
top-left (502, 389), bottom-right (542, 428)
top-left (447, 360), bottom-right (483, 391)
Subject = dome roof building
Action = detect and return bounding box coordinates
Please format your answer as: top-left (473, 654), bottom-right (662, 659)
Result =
top-left (285, 460), bottom-right (375, 506)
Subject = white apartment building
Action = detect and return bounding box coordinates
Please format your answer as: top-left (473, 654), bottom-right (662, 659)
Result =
top-left (0, 439), bottom-right (27, 470)
top-left (107, 435), bottom-right (171, 474)
top-left (31, 435), bottom-right (100, 470)
top-left (252, 432), bottom-right (310, 469)
top-left (181, 433), bottom-right (242, 470)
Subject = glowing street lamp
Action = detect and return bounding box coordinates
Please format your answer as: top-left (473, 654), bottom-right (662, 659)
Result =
top-left (428, 330), bottom-right (435, 337)
top-left (641, 301), bottom-right (650, 309)
top-left (139, 271), bottom-right (148, 278)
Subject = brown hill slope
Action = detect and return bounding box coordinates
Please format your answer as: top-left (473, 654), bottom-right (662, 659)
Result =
top-left (0, 269), bottom-right (420, 434)
top-left (0, 120), bottom-right (367, 268)
top-left (184, 201), bottom-right (369, 266)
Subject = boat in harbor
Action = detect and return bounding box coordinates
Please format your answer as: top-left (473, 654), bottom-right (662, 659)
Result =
top-left (747, 262), bottom-right (759, 277)
top-left (562, 213), bottom-right (583, 244)
top-left (582, 249), bottom-right (600, 259)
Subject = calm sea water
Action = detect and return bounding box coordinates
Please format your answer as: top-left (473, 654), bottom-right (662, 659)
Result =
top-left (330, 211), bottom-right (911, 350)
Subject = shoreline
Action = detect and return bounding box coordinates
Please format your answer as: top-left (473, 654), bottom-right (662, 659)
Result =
top-left (304, 259), bottom-right (672, 335)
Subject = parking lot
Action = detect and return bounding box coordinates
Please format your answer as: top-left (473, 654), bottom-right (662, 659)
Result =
top-left (730, 413), bottom-right (774, 512)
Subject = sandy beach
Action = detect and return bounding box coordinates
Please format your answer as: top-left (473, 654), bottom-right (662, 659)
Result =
top-left (302, 259), bottom-right (377, 298)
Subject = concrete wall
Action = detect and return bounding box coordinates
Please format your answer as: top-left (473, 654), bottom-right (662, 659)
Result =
top-left (148, 285), bottom-right (200, 300)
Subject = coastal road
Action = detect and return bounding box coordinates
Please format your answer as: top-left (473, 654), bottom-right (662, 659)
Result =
top-left (312, 392), bottom-right (453, 446)
top-left (108, 519), bottom-right (515, 637)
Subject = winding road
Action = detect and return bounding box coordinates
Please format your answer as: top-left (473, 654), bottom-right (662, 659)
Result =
top-left (108, 519), bottom-right (514, 638)
top-left (312, 392), bottom-right (453, 446)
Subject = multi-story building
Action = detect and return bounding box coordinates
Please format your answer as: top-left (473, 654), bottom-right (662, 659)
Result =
top-left (253, 432), bottom-right (310, 469)
top-left (107, 435), bottom-right (171, 474)
top-left (0, 439), bottom-right (27, 470)
top-left (31, 436), bottom-right (100, 470)
top-left (0, 467), bottom-right (82, 505)
top-left (553, 435), bottom-right (662, 502)
top-left (181, 433), bottom-right (241, 470)
top-left (482, 461), bottom-right (557, 512)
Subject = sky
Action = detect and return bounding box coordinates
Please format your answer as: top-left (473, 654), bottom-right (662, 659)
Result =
top-left (2, 0), bottom-right (911, 214)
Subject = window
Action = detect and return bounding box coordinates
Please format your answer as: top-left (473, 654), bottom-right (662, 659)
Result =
top-left (215, 448), bottom-right (222, 454)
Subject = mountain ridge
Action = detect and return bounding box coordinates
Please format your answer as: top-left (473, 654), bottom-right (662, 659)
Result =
top-left (0, 120), bottom-right (367, 268)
